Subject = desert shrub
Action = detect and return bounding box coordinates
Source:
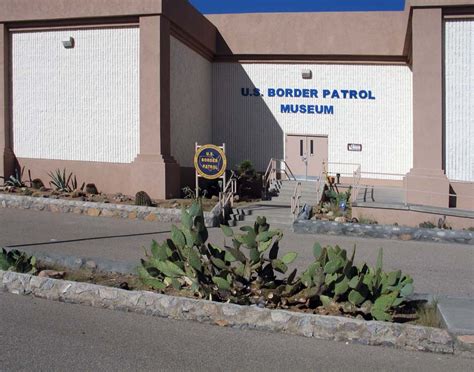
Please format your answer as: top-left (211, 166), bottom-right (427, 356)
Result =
top-left (236, 160), bottom-right (261, 199)
top-left (419, 221), bottom-right (436, 229)
top-left (356, 216), bottom-right (378, 225)
top-left (324, 186), bottom-right (352, 210)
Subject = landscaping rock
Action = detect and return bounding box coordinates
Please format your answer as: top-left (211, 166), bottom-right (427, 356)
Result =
top-left (71, 190), bottom-right (86, 198)
top-left (38, 270), bottom-right (66, 279)
top-left (86, 208), bottom-right (101, 217)
top-left (85, 260), bottom-right (97, 270)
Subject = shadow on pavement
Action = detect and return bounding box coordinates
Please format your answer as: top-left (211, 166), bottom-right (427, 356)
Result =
top-left (5, 230), bottom-right (172, 248)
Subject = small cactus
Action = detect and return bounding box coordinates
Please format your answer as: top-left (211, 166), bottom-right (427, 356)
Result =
top-left (135, 191), bottom-right (152, 206)
top-left (31, 178), bottom-right (44, 190)
top-left (85, 183), bottom-right (98, 195)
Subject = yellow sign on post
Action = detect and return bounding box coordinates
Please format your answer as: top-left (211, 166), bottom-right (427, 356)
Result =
top-left (194, 143), bottom-right (227, 198)
top-left (194, 144), bottom-right (227, 180)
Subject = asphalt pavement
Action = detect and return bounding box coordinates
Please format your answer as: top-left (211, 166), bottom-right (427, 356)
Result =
top-left (1, 208), bottom-right (473, 297)
top-left (1, 292), bottom-right (473, 372)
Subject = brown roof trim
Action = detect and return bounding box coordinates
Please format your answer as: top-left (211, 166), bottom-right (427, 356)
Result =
top-left (0, 0), bottom-right (162, 23)
top-left (6, 17), bottom-right (139, 31)
top-left (214, 55), bottom-right (408, 65)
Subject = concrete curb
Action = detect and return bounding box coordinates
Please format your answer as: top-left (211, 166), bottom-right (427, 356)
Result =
top-left (0, 270), bottom-right (456, 355)
top-left (0, 194), bottom-right (221, 227)
top-left (293, 220), bottom-right (474, 245)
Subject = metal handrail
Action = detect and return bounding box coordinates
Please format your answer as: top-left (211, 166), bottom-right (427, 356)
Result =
top-left (352, 165), bottom-right (362, 203)
top-left (219, 172), bottom-right (238, 219)
top-left (291, 181), bottom-right (302, 220)
top-left (315, 168), bottom-right (325, 204)
top-left (263, 158), bottom-right (297, 190)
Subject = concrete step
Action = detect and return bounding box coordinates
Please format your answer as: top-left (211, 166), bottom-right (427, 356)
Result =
top-left (273, 192), bottom-right (320, 200)
top-left (437, 297), bottom-right (474, 335)
top-left (229, 204), bottom-right (294, 227)
top-left (235, 215), bottom-right (294, 227)
top-left (276, 186), bottom-right (320, 193)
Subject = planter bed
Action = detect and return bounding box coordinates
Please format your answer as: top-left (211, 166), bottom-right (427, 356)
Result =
top-left (1, 269), bottom-right (458, 355)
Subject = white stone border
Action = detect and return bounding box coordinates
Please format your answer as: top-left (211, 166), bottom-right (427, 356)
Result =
top-left (0, 194), bottom-right (221, 227)
top-left (294, 220), bottom-right (474, 245)
top-left (1, 270), bottom-right (456, 355)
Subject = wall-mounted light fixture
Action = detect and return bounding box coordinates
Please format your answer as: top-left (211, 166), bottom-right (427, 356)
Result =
top-left (302, 69), bottom-right (312, 79)
top-left (62, 37), bottom-right (75, 49)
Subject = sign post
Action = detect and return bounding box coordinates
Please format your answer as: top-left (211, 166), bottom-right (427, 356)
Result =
top-left (194, 143), bottom-right (227, 198)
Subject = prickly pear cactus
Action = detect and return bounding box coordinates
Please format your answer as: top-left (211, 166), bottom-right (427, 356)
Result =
top-left (138, 204), bottom-right (414, 321)
top-left (0, 248), bottom-right (37, 274)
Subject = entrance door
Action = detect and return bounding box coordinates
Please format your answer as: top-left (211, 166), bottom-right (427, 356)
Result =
top-left (285, 135), bottom-right (328, 180)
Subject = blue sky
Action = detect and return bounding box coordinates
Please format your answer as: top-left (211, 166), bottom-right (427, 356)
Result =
top-left (189, 1), bottom-right (406, 14)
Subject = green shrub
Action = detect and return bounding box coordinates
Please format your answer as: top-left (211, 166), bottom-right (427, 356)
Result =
top-left (324, 186), bottom-right (351, 208)
top-left (139, 202), bottom-right (414, 321)
top-left (419, 221), bottom-right (436, 229)
top-left (357, 216), bottom-right (378, 225)
top-left (237, 160), bottom-right (256, 178)
top-left (0, 248), bottom-right (37, 274)
top-left (236, 160), bottom-right (261, 199)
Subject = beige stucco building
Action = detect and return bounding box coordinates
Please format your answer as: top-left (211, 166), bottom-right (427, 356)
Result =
top-left (0, 0), bottom-right (472, 212)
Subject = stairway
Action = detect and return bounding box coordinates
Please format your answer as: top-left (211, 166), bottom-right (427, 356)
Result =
top-left (228, 180), bottom-right (321, 227)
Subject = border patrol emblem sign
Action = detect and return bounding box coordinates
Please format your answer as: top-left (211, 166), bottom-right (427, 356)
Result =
top-left (194, 144), bottom-right (227, 179)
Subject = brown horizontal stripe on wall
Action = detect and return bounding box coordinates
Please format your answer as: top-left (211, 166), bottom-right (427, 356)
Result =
top-left (214, 55), bottom-right (408, 65)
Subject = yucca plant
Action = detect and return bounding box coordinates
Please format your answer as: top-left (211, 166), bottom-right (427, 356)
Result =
top-left (48, 168), bottom-right (82, 192)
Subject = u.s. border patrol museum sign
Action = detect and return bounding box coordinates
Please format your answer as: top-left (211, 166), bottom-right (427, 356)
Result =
top-left (240, 87), bottom-right (377, 115)
top-left (194, 144), bottom-right (227, 180)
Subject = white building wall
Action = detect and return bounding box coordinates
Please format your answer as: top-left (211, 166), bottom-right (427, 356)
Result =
top-left (213, 63), bottom-right (413, 178)
top-left (445, 20), bottom-right (474, 182)
top-left (170, 37), bottom-right (212, 167)
top-left (11, 28), bottom-right (140, 163)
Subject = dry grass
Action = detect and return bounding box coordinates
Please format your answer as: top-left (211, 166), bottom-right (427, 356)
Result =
top-left (412, 300), bottom-right (440, 328)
